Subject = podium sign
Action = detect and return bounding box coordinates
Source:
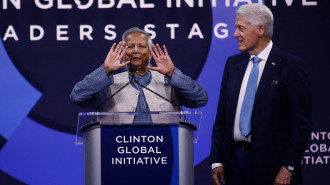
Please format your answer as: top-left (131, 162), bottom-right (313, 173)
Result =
top-left (101, 125), bottom-right (179, 185)
top-left (76, 111), bottom-right (201, 185)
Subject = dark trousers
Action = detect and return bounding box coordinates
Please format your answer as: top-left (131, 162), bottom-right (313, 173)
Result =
top-left (228, 142), bottom-right (257, 185)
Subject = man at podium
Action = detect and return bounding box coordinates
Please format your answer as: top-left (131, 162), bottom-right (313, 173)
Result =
top-left (70, 27), bottom-right (208, 121)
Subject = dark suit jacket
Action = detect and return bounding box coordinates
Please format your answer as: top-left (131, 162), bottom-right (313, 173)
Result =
top-left (210, 45), bottom-right (312, 185)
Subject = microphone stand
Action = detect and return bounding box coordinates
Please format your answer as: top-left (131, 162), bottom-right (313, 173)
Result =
top-left (131, 73), bottom-right (189, 122)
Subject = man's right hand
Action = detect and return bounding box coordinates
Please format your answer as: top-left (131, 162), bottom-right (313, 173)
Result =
top-left (212, 166), bottom-right (226, 185)
top-left (103, 41), bottom-right (130, 75)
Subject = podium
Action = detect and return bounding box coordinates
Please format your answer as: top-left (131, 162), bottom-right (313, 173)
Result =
top-left (76, 111), bottom-right (202, 185)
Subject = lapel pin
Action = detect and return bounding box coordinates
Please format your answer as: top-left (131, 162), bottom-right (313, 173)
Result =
top-left (272, 62), bottom-right (276, 66)
top-left (271, 80), bottom-right (279, 85)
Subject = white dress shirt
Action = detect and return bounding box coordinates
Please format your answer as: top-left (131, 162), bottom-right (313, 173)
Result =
top-left (233, 41), bottom-right (273, 142)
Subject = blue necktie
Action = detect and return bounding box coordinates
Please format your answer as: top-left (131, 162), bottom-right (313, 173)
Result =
top-left (239, 56), bottom-right (262, 137)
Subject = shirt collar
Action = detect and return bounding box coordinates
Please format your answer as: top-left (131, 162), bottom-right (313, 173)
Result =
top-left (250, 40), bottom-right (273, 62)
top-left (129, 71), bottom-right (152, 90)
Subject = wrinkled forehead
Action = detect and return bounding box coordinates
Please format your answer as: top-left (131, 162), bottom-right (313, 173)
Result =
top-left (125, 32), bottom-right (148, 44)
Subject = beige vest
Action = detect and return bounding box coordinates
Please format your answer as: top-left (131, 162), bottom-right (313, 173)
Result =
top-left (102, 70), bottom-right (179, 124)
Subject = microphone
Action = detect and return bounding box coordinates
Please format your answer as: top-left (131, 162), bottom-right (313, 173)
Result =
top-left (95, 66), bottom-right (136, 111)
top-left (128, 66), bottom-right (136, 77)
top-left (130, 67), bottom-right (192, 125)
top-left (130, 66), bottom-right (181, 109)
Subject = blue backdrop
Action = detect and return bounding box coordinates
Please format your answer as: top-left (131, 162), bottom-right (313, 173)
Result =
top-left (0, 0), bottom-right (329, 185)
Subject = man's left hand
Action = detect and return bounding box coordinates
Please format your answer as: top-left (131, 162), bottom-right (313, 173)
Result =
top-left (148, 44), bottom-right (175, 78)
top-left (274, 166), bottom-right (292, 185)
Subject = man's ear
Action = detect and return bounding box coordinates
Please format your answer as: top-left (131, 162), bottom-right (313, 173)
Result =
top-left (258, 24), bottom-right (265, 37)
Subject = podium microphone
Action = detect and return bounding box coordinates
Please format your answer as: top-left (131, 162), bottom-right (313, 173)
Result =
top-left (128, 66), bottom-right (136, 77)
top-left (130, 67), bottom-right (180, 109)
top-left (130, 67), bottom-right (192, 124)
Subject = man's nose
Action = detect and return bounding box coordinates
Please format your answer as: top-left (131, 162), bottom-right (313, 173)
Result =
top-left (133, 45), bottom-right (139, 52)
top-left (233, 28), bottom-right (239, 38)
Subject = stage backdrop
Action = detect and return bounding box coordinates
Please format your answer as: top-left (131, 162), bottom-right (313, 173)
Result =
top-left (0, 0), bottom-right (329, 185)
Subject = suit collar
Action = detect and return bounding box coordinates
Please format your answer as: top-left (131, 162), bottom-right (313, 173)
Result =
top-left (255, 45), bottom-right (282, 102)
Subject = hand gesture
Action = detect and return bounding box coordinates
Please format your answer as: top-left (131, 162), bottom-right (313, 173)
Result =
top-left (103, 41), bottom-right (130, 74)
top-left (148, 44), bottom-right (175, 78)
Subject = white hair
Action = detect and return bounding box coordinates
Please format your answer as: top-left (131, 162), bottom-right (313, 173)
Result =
top-left (121, 27), bottom-right (153, 48)
top-left (236, 3), bottom-right (274, 37)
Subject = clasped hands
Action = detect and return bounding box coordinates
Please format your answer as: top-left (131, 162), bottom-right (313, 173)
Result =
top-left (103, 41), bottom-right (175, 78)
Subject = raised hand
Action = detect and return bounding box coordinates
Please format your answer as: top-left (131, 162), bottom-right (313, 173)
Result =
top-left (148, 44), bottom-right (175, 78)
top-left (103, 41), bottom-right (130, 74)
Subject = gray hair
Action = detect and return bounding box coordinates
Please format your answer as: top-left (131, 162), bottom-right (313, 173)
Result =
top-left (121, 27), bottom-right (153, 48)
top-left (236, 3), bottom-right (274, 37)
